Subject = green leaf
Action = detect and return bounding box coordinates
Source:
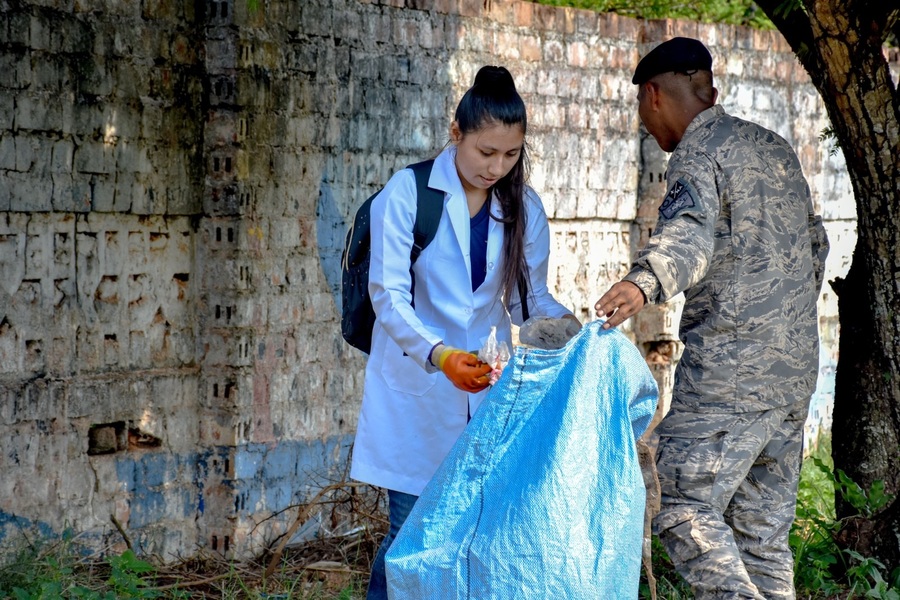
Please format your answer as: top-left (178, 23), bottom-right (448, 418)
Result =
top-left (868, 480), bottom-right (894, 512)
top-left (774, 0), bottom-right (803, 19)
top-left (110, 549), bottom-right (155, 575)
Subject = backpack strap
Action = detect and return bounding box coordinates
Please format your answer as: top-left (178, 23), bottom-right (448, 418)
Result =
top-left (408, 160), bottom-right (444, 263)
top-left (407, 159), bottom-right (530, 321)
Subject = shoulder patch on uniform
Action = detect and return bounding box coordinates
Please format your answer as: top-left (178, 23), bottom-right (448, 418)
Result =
top-left (659, 178), bottom-right (698, 220)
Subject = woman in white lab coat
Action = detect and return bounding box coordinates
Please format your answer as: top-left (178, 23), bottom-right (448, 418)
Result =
top-left (351, 66), bottom-right (577, 600)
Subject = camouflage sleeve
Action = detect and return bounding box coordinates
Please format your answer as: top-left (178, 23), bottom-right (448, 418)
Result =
top-left (624, 153), bottom-right (720, 304)
top-left (808, 212), bottom-right (829, 295)
top-left (622, 267), bottom-right (659, 304)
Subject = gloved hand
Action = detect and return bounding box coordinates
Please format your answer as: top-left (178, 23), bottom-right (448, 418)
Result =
top-left (434, 345), bottom-right (492, 393)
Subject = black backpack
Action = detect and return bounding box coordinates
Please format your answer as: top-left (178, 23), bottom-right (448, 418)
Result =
top-left (341, 160), bottom-right (444, 354)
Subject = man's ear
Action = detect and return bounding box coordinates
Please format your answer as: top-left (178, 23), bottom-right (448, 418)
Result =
top-left (711, 86), bottom-right (719, 105)
top-left (646, 82), bottom-right (662, 110)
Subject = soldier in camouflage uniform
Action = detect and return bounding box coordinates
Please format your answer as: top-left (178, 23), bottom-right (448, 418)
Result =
top-left (595, 37), bottom-right (829, 599)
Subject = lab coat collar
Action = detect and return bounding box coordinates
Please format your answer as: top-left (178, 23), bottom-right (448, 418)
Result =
top-left (430, 146), bottom-right (505, 218)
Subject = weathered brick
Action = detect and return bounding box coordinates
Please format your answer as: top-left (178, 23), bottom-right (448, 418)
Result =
top-left (74, 141), bottom-right (114, 175)
top-left (0, 0), bottom-right (859, 564)
top-left (543, 37), bottom-right (565, 63)
top-left (8, 170), bottom-right (52, 211)
top-left (0, 178), bottom-right (10, 210)
top-left (52, 173), bottom-right (90, 212)
top-left (299, 2), bottom-right (334, 37)
top-left (89, 173), bottom-right (119, 211)
top-left (51, 139), bottom-right (73, 173)
top-left (0, 135), bottom-right (15, 170)
top-left (432, 0), bottom-right (454, 15)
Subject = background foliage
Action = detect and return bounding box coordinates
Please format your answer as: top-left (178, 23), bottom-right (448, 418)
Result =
top-left (529, 0), bottom-right (774, 28)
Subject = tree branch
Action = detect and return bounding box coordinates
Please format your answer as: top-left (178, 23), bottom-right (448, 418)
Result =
top-left (754, 0), bottom-right (820, 75)
top-left (861, 2), bottom-right (900, 44)
top-left (754, 0), bottom-right (814, 49)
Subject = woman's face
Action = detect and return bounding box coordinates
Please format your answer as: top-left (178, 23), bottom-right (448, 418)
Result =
top-left (450, 121), bottom-right (525, 195)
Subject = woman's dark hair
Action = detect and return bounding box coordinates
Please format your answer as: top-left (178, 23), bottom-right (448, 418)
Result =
top-left (455, 65), bottom-right (530, 314)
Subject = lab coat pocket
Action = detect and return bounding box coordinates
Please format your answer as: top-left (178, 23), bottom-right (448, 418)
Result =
top-left (381, 330), bottom-right (443, 397)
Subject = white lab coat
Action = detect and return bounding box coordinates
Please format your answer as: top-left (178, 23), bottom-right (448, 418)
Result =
top-left (350, 146), bottom-right (572, 496)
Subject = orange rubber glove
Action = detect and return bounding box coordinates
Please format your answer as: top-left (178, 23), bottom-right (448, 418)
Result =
top-left (435, 346), bottom-right (492, 393)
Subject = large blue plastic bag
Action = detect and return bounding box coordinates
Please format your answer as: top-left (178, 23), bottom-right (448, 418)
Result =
top-left (386, 321), bottom-right (659, 599)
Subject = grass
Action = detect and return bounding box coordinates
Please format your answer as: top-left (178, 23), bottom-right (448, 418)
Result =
top-left (3, 435), bottom-right (899, 599)
top-left (644, 434), bottom-right (900, 600)
top-left (790, 435), bottom-right (900, 600)
top-left (0, 533), bottom-right (373, 599)
top-left (0, 483), bottom-right (383, 599)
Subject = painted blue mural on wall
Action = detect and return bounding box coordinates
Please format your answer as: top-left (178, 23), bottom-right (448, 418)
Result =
top-left (0, 436), bottom-right (354, 556)
top-left (0, 511), bottom-right (56, 548)
top-left (317, 177), bottom-right (347, 312)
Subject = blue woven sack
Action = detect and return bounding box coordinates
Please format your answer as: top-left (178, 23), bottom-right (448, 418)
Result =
top-left (386, 321), bottom-right (659, 599)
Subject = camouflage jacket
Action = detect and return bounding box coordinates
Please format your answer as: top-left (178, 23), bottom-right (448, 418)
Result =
top-left (625, 105), bottom-right (830, 412)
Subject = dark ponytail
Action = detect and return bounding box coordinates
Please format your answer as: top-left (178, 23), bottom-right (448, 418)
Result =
top-left (455, 66), bottom-right (530, 314)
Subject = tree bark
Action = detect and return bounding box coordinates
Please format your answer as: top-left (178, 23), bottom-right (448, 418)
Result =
top-left (756, 0), bottom-right (900, 569)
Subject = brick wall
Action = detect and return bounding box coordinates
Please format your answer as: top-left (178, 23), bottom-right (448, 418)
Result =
top-left (0, 0), bottom-right (863, 560)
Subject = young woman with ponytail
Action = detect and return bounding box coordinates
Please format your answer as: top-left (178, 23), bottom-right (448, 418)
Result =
top-left (350, 65), bottom-right (579, 599)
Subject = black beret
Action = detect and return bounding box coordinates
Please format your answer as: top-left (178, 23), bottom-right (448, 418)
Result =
top-left (632, 37), bottom-right (713, 85)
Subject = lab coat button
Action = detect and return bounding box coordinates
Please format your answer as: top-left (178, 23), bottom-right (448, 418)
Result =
top-left (488, 262), bottom-right (494, 269)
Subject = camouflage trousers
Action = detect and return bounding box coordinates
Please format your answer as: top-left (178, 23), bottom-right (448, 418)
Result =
top-left (653, 399), bottom-right (808, 600)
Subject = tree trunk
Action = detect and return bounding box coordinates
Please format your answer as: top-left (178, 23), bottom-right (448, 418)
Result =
top-left (756, 0), bottom-right (900, 569)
